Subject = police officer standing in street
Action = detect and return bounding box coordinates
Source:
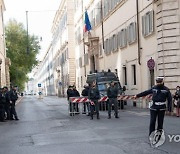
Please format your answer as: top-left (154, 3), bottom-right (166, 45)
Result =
top-left (107, 81), bottom-right (119, 119)
top-left (3, 87), bottom-right (11, 120)
top-left (88, 81), bottom-right (100, 120)
top-left (0, 88), bottom-right (6, 122)
top-left (81, 84), bottom-right (90, 115)
top-left (135, 77), bottom-right (172, 136)
top-left (9, 86), bottom-right (19, 120)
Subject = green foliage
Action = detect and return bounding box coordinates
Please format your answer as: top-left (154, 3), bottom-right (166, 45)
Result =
top-left (5, 19), bottom-right (40, 91)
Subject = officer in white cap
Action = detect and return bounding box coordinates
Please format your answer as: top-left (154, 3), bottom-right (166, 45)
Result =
top-left (135, 76), bottom-right (172, 136)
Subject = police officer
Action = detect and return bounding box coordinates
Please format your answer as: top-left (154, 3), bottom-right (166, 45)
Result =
top-left (67, 85), bottom-right (74, 101)
top-left (3, 87), bottom-right (11, 120)
top-left (67, 85), bottom-right (80, 115)
top-left (72, 86), bottom-right (80, 113)
top-left (88, 81), bottom-right (100, 120)
top-left (135, 77), bottom-right (172, 136)
top-left (9, 86), bottom-right (19, 120)
top-left (67, 85), bottom-right (75, 115)
top-left (81, 85), bottom-right (90, 115)
top-left (0, 88), bottom-right (6, 122)
top-left (107, 81), bottom-right (119, 119)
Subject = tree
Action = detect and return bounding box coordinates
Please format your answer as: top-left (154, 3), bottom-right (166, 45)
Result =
top-left (5, 19), bottom-right (40, 91)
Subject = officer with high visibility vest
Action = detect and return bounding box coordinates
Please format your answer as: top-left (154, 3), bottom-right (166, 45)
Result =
top-left (135, 77), bottom-right (172, 136)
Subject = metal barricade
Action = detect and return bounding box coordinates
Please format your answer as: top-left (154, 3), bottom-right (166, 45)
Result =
top-left (69, 97), bottom-right (89, 116)
top-left (68, 95), bottom-right (153, 116)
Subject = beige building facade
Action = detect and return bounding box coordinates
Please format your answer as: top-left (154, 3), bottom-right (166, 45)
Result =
top-left (74, 0), bottom-right (180, 94)
top-left (51, 0), bottom-right (76, 96)
top-left (34, 0), bottom-right (180, 96)
top-left (34, 0), bottom-right (76, 96)
top-left (0, 0), bottom-right (10, 88)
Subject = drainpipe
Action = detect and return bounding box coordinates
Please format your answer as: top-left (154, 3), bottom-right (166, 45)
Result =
top-left (101, 0), bottom-right (105, 50)
top-left (82, 0), bottom-right (87, 77)
top-left (136, 0), bottom-right (141, 65)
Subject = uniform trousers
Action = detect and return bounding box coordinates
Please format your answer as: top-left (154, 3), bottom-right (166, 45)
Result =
top-left (149, 109), bottom-right (165, 135)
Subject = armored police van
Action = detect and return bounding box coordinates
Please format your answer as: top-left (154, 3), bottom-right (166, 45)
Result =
top-left (86, 71), bottom-right (126, 110)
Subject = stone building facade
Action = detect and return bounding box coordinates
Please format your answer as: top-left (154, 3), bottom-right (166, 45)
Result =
top-left (0, 0), bottom-right (10, 88)
top-left (35, 0), bottom-right (180, 96)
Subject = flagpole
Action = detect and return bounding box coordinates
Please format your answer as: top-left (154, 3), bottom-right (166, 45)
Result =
top-left (82, 0), bottom-right (86, 77)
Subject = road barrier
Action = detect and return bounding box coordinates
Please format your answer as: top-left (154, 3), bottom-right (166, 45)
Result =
top-left (68, 95), bottom-right (152, 116)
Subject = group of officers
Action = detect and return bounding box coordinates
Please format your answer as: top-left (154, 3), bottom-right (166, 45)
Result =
top-left (68, 77), bottom-right (175, 141)
top-left (67, 80), bottom-right (120, 120)
top-left (0, 86), bottom-right (19, 122)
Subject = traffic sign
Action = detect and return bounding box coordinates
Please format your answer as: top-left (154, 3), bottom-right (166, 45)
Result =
top-left (147, 58), bottom-right (155, 70)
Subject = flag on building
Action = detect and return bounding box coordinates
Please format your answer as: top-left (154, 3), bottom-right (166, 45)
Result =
top-left (84, 10), bottom-right (92, 32)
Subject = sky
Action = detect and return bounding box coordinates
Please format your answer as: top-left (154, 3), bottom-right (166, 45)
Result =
top-left (4, 0), bottom-right (61, 61)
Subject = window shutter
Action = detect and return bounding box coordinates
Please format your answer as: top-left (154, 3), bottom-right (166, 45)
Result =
top-left (118, 31), bottom-right (121, 48)
top-left (124, 29), bottom-right (127, 47)
top-left (134, 22), bottom-right (137, 42)
top-left (127, 24), bottom-right (130, 43)
top-left (142, 15), bottom-right (145, 36)
top-left (150, 10), bottom-right (154, 33)
top-left (99, 43), bottom-right (103, 57)
top-left (104, 39), bottom-right (108, 54)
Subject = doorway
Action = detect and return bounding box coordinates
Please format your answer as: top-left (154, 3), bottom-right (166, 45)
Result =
top-left (90, 55), bottom-right (96, 73)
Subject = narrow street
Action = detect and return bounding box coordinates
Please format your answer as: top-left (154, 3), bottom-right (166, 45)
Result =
top-left (0, 96), bottom-right (179, 154)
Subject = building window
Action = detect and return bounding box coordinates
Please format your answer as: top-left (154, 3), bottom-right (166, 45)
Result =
top-left (132, 65), bottom-right (136, 85)
top-left (90, 10), bottom-right (95, 29)
top-left (105, 38), bottom-right (111, 55)
top-left (81, 76), bottom-right (83, 88)
top-left (74, 0), bottom-right (81, 12)
top-left (112, 34), bottom-right (118, 52)
top-left (123, 67), bottom-right (127, 85)
top-left (79, 57), bottom-right (82, 68)
top-left (142, 10), bottom-right (154, 37)
top-left (128, 22), bottom-right (137, 44)
top-left (104, 0), bottom-right (109, 17)
top-left (109, 36), bottom-right (113, 52)
top-left (84, 53), bottom-right (89, 65)
top-left (99, 43), bottom-right (103, 57)
top-left (118, 29), bottom-right (127, 48)
top-left (96, 2), bottom-right (101, 25)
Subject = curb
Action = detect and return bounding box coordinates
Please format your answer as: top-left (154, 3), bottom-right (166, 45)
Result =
top-left (16, 96), bottom-right (23, 105)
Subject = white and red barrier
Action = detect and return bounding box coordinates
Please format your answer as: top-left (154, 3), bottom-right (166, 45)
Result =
top-left (69, 95), bottom-right (152, 103)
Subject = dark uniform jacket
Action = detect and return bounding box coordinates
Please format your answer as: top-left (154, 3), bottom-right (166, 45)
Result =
top-left (88, 87), bottom-right (100, 101)
top-left (9, 90), bottom-right (18, 102)
top-left (4, 92), bottom-right (11, 106)
top-left (67, 89), bottom-right (80, 100)
top-left (73, 89), bottom-right (80, 97)
top-left (107, 86), bottom-right (118, 98)
top-left (81, 87), bottom-right (89, 97)
top-left (136, 85), bottom-right (172, 111)
top-left (0, 92), bottom-right (6, 109)
top-left (67, 89), bottom-right (74, 100)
